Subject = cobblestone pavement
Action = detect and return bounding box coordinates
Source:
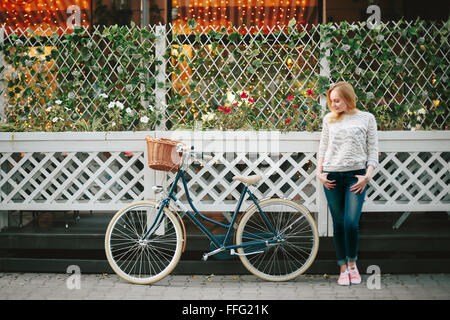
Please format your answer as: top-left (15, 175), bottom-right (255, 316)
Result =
top-left (0, 272), bottom-right (449, 300)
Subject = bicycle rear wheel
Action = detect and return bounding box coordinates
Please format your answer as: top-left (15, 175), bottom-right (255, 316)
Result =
top-left (105, 200), bottom-right (183, 284)
top-left (235, 198), bottom-right (319, 281)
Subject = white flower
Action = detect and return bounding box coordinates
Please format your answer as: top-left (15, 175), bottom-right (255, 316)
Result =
top-left (355, 67), bottom-right (362, 75)
top-left (46, 106), bottom-right (52, 112)
top-left (395, 57), bottom-right (402, 65)
top-left (226, 91), bottom-right (236, 104)
top-left (125, 107), bottom-right (134, 115)
top-left (140, 116), bottom-right (149, 124)
top-left (68, 92), bottom-right (75, 99)
top-left (418, 108), bottom-right (426, 115)
top-left (341, 44), bottom-right (351, 52)
top-left (107, 102), bottom-right (116, 109)
top-left (111, 121), bottom-right (116, 127)
top-left (52, 117), bottom-right (59, 123)
top-left (55, 100), bottom-right (62, 105)
top-left (354, 49), bottom-right (362, 57)
top-left (115, 102), bottom-right (124, 110)
top-left (202, 112), bottom-right (216, 122)
top-left (207, 113), bottom-right (216, 122)
top-left (99, 93), bottom-right (108, 98)
top-left (367, 92), bottom-right (375, 100)
top-left (376, 35), bottom-right (384, 42)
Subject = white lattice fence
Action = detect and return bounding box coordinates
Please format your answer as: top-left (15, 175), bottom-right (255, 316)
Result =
top-left (163, 23), bottom-right (323, 130)
top-left (1, 131), bottom-right (449, 236)
top-left (0, 25), bottom-right (161, 131)
top-left (1, 21), bottom-right (447, 132)
top-left (323, 20), bottom-right (449, 130)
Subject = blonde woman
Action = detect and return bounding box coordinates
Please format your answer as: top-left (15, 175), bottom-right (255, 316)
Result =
top-left (317, 81), bottom-right (379, 286)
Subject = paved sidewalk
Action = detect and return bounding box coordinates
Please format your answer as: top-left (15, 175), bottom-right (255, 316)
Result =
top-left (0, 272), bottom-right (449, 300)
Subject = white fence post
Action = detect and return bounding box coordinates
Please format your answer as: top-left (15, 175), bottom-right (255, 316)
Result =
top-left (0, 27), bottom-right (5, 123)
top-left (155, 25), bottom-right (167, 131)
top-left (152, 25), bottom-right (167, 205)
top-left (317, 24), bottom-right (331, 236)
top-left (0, 27), bottom-right (6, 230)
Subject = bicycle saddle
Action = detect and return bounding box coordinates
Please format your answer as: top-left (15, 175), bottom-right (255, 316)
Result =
top-left (232, 174), bottom-right (262, 185)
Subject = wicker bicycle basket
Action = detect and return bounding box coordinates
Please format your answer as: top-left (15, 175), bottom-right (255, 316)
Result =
top-left (145, 136), bottom-right (182, 172)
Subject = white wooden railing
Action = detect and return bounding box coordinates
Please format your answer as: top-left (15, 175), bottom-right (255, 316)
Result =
top-left (1, 131), bottom-right (449, 236)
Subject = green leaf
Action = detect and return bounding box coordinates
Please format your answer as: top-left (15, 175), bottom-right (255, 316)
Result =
top-left (227, 32), bottom-right (241, 43)
top-left (252, 59), bottom-right (262, 68)
top-left (188, 19), bottom-right (197, 30)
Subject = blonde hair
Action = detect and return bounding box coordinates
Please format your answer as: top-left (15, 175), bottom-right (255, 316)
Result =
top-left (327, 81), bottom-right (358, 123)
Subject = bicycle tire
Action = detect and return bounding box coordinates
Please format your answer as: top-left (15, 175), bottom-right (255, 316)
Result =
top-left (105, 200), bottom-right (183, 284)
top-left (235, 198), bottom-right (319, 281)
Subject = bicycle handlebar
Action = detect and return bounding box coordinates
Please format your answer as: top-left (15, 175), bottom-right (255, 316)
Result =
top-left (176, 143), bottom-right (214, 164)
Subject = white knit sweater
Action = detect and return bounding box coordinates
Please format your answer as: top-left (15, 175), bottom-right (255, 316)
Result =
top-left (318, 111), bottom-right (379, 172)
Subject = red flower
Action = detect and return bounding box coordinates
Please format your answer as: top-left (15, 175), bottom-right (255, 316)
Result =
top-left (307, 89), bottom-right (314, 96)
top-left (248, 98), bottom-right (255, 103)
top-left (218, 106), bottom-right (225, 111)
top-left (286, 95), bottom-right (294, 102)
top-left (285, 118), bottom-right (291, 124)
top-left (293, 105), bottom-right (299, 109)
top-left (224, 108), bottom-right (232, 114)
top-left (240, 92), bottom-right (248, 99)
top-left (231, 102), bottom-right (239, 106)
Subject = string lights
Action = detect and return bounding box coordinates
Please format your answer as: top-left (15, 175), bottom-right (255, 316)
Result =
top-left (173, 0), bottom-right (312, 32)
top-left (1, 0), bottom-right (90, 32)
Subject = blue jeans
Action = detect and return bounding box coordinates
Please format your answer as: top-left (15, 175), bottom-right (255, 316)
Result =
top-left (323, 169), bottom-right (367, 266)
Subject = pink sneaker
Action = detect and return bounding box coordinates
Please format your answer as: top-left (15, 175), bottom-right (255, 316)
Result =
top-left (348, 265), bottom-right (361, 284)
top-left (338, 270), bottom-right (350, 286)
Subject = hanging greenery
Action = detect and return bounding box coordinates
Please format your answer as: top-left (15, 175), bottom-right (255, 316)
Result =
top-left (0, 18), bottom-right (448, 132)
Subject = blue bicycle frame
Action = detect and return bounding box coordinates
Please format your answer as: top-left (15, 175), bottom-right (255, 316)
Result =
top-left (141, 168), bottom-right (280, 252)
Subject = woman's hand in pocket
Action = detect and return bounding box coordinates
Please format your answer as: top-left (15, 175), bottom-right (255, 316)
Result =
top-left (317, 172), bottom-right (336, 190)
top-left (350, 175), bottom-right (369, 194)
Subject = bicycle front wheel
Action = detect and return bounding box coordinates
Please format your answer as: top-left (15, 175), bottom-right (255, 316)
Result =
top-left (236, 198), bottom-right (319, 281)
top-left (105, 200), bottom-right (183, 284)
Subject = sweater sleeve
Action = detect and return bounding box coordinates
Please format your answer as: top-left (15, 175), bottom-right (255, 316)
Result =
top-left (366, 114), bottom-right (379, 168)
top-left (318, 116), bottom-right (329, 160)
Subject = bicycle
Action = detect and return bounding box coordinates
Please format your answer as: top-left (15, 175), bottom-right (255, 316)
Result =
top-left (105, 137), bottom-right (319, 284)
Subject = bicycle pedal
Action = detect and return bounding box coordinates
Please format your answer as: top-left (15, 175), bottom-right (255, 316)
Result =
top-left (202, 247), bottom-right (226, 261)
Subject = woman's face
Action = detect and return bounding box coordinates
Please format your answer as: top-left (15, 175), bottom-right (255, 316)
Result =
top-left (330, 89), bottom-right (349, 114)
